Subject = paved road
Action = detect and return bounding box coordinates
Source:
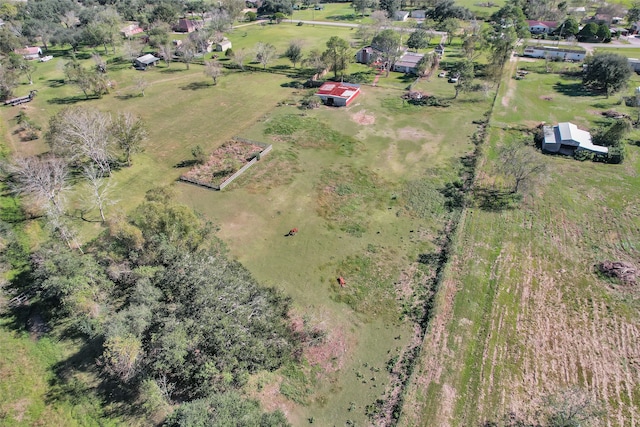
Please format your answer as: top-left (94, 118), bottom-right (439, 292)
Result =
top-left (524, 37), bottom-right (640, 54)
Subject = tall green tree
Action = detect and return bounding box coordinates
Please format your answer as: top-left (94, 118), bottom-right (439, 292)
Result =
top-left (379, 0), bottom-right (400, 18)
top-left (322, 36), bottom-right (351, 79)
top-left (407, 29), bottom-right (431, 51)
top-left (583, 52), bottom-right (632, 98)
top-left (453, 59), bottom-right (474, 99)
top-left (284, 40), bottom-right (303, 68)
top-left (371, 29), bottom-right (401, 76)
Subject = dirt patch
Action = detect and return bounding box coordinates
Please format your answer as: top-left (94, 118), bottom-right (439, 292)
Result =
top-left (9, 398), bottom-right (30, 422)
top-left (305, 327), bottom-right (348, 374)
top-left (598, 260), bottom-right (637, 286)
top-left (539, 95), bottom-right (553, 101)
top-left (352, 110), bottom-right (375, 125)
top-left (397, 127), bottom-right (430, 141)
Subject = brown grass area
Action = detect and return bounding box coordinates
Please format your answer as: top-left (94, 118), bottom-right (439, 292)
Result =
top-left (352, 110), bottom-right (375, 125)
top-left (181, 140), bottom-right (264, 185)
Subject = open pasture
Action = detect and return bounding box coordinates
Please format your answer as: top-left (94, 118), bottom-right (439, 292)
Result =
top-left (400, 55), bottom-right (640, 426)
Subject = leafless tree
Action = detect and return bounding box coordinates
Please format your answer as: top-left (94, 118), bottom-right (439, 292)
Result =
top-left (4, 154), bottom-right (70, 216)
top-left (46, 107), bottom-right (115, 175)
top-left (92, 53), bottom-right (107, 73)
top-left (111, 111), bottom-right (147, 166)
top-left (61, 10), bottom-right (78, 28)
top-left (123, 40), bottom-right (144, 62)
top-left (188, 28), bottom-right (212, 53)
top-left (255, 42), bottom-right (277, 69)
top-left (497, 140), bottom-right (547, 194)
top-left (203, 60), bottom-right (223, 85)
top-left (82, 164), bottom-right (116, 222)
top-left (232, 48), bottom-right (249, 71)
top-left (208, 9), bottom-right (233, 32)
top-left (180, 40), bottom-right (197, 70)
top-left (158, 43), bottom-right (173, 67)
top-left (135, 76), bottom-right (149, 97)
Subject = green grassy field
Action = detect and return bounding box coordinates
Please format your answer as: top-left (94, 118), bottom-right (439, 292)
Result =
top-left (399, 55), bottom-right (640, 426)
top-left (1, 22), bottom-right (491, 427)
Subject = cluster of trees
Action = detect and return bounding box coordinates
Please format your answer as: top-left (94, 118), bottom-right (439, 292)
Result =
top-left (17, 187), bottom-right (299, 423)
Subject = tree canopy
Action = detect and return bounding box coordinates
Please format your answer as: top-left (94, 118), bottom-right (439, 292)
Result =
top-left (583, 52), bottom-right (632, 98)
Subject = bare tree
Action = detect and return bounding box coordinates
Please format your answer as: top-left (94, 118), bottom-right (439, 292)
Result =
top-left (158, 43), bottom-right (173, 67)
top-left (123, 39), bottom-right (144, 62)
top-left (46, 107), bottom-right (115, 175)
top-left (180, 40), bottom-right (196, 70)
top-left (4, 154), bottom-right (70, 216)
top-left (82, 164), bottom-right (116, 222)
top-left (497, 140), bottom-right (547, 193)
top-left (111, 111), bottom-right (147, 166)
top-left (92, 53), bottom-right (106, 73)
top-left (255, 42), bottom-right (276, 69)
top-left (203, 60), bottom-right (223, 85)
top-left (232, 48), bottom-right (249, 71)
top-left (135, 77), bottom-right (149, 97)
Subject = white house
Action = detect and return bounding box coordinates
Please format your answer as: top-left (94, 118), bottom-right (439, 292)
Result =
top-left (134, 54), bottom-right (160, 69)
top-left (392, 52), bottom-right (425, 74)
top-left (542, 122), bottom-right (608, 155)
top-left (14, 46), bottom-right (42, 60)
top-left (522, 46), bottom-right (586, 61)
top-left (411, 10), bottom-right (426, 19)
top-left (527, 20), bottom-right (558, 34)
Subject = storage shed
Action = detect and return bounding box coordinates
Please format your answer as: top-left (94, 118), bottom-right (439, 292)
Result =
top-left (315, 82), bottom-right (361, 107)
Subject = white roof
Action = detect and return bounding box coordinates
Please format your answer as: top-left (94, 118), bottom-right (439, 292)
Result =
top-left (543, 122), bottom-right (608, 154)
top-left (136, 53), bottom-right (160, 64)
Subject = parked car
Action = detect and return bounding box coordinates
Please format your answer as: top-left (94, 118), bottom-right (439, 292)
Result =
top-left (438, 71), bottom-right (446, 78)
top-left (448, 76), bottom-right (458, 83)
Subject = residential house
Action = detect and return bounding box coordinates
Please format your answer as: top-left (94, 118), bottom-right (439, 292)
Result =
top-left (542, 122), bottom-right (608, 155)
top-left (216, 39), bottom-right (232, 52)
top-left (527, 20), bottom-right (558, 34)
top-left (394, 10), bottom-right (410, 21)
top-left (522, 45), bottom-right (586, 61)
top-left (411, 10), bottom-right (426, 19)
top-left (629, 58), bottom-right (640, 72)
top-left (356, 46), bottom-right (382, 64)
top-left (175, 18), bottom-right (204, 33)
top-left (631, 21), bottom-right (640, 34)
top-left (435, 44), bottom-right (445, 56)
top-left (14, 46), bottom-right (42, 60)
top-left (134, 53), bottom-right (160, 69)
top-left (583, 14), bottom-right (612, 25)
top-left (392, 52), bottom-right (425, 74)
top-left (315, 82), bottom-right (361, 107)
top-left (121, 22), bottom-right (143, 38)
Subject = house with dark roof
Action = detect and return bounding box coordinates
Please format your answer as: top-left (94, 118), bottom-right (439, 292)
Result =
top-left (315, 82), bottom-right (361, 107)
top-left (392, 52), bottom-right (425, 74)
top-left (542, 122), bottom-right (608, 155)
top-left (527, 20), bottom-right (557, 34)
top-left (356, 46), bottom-right (382, 64)
top-left (175, 18), bottom-right (204, 33)
top-left (134, 54), bottom-right (160, 69)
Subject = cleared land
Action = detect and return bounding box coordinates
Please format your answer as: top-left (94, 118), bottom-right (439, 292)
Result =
top-left (400, 53), bottom-right (640, 426)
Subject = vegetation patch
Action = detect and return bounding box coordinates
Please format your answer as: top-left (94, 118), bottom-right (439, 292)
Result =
top-left (231, 148), bottom-right (302, 192)
top-left (331, 245), bottom-right (400, 316)
top-left (180, 140), bottom-right (265, 188)
top-left (316, 166), bottom-right (392, 236)
top-left (264, 114), bottom-right (358, 155)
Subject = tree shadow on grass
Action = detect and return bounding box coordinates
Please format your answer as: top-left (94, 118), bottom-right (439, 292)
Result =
top-left (175, 159), bottom-right (199, 168)
top-left (47, 96), bottom-right (90, 105)
top-left (473, 187), bottom-right (522, 211)
top-left (326, 14), bottom-right (358, 21)
top-left (115, 93), bottom-right (139, 100)
top-left (553, 81), bottom-right (591, 96)
top-left (47, 79), bottom-right (65, 88)
top-left (181, 81), bottom-right (210, 90)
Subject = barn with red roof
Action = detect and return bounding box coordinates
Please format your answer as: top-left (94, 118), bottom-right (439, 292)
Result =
top-left (315, 82), bottom-right (361, 107)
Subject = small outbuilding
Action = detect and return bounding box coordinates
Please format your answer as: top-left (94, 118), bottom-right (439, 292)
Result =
top-left (216, 39), bottom-right (232, 52)
top-left (134, 53), bottom-right (160, 69)
top-left (175, 18), bottom-right (203, 33)
top-left (316, 82), bottom-right (361, 107)
top-left (411, 10), bottom-right (426, 19)
top-left (522, 46), bottom-right (585, 61)
top-left (121, 22), bottom-right (143, 38)
top-left (542, 122), bottom-right (608, 155)
top-left (14, 46), bottom-right (42, 60)
top-left (394, 10), bottom-right (409, 21)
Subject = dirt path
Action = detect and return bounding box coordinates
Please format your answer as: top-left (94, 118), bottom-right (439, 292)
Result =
top-left (501, 50), bottom-right (519, 108)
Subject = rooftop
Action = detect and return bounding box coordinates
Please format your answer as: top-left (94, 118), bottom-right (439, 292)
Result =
top-left (317, 82), bottom-right (361, 99)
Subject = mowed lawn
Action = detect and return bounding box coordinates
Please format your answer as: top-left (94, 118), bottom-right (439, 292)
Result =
top-left (400, 56), bottom-right (640, 426)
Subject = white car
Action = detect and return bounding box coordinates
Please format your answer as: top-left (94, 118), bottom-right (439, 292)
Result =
top-left (438, 71), bottom-right (446, 78)
top-left (448, 76), bottom-right (458, 83)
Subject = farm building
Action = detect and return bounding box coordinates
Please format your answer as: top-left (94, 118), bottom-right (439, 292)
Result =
top-left (435, 44), bottom-right (445, 56)
top-left (14, 46), bottom-right (42, 60)
top-left (542, 122), bottom-right (608, 155)
top-left (216, 39), bottom-right (232, 52)
top-left (134, 54), bottom-right (160, 69)
top-left (526, 20), bottom-right (557, 34)
top-left (522, 46), bottom-right (586, 61)
top-left (315, 82), bottom-right (361, 107)
top-left (175, 18), bottom-right (203, 33)
top-left (392, 52), bottom-right (425, 74)
top-left (356, 46), bottom-right (382, 64)
top-left (411, 10), bottom-right (426, 19)
top-left (121, 22), bottom-right (143, 38)
top-left (394, 10), bottom-right (409, 21)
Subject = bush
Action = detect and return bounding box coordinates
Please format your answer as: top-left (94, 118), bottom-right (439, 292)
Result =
top-left (245, 11), bottom-right (257, 21)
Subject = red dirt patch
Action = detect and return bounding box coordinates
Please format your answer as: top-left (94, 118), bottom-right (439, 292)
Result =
top-left (352, 110), bottom-right (375, 125)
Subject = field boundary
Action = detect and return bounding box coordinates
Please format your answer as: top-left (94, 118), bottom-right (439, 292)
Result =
top-left (179, 137), bottom-right (272, 190)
